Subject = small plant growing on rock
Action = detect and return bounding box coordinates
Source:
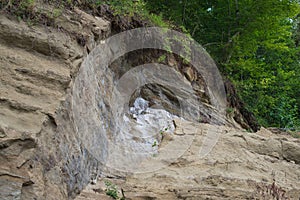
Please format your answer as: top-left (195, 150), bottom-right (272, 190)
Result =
top-left (104, 180), bottom-right (119, 199)
top-left (158, 55), bottom-right (166, 63)
top-left (159, 130), bottom-right (164, 135)
top-left (152, 140), bottom-right (157, 147)
top-left (255, 180), bottom-right (288, 200)
top-left (160, 127), bottom-right (169, 135)
top-left (226, 107), bottom-right (234, 114)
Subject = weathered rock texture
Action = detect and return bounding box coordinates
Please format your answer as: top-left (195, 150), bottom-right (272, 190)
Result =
top-left (76, 121), bottom-right (300, 200)
top-left (0, 5), bottom-right (299, 200)
top-left (0, 8), bottom-right (110, 199)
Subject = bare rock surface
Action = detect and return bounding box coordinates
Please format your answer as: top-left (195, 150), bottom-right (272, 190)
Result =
top-left (76, 121), bottom-right (300, 200)
top-left (0, 8), bottom-right (110, 199)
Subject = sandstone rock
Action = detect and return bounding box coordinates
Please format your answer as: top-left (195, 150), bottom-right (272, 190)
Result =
top-left (282, 140), bottom-right (300, 164)
top-left (76, 121), bottom-right (300, 200)
top-left (0, 9), bottom-right (110, 199)
top-left (1, 6), bottom-right (300, 200)
top-left (183, 67), bottom-right (196, 82)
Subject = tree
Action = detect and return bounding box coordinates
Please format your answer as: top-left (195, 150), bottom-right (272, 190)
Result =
top-left (145, 0), bottom-right (300, 129)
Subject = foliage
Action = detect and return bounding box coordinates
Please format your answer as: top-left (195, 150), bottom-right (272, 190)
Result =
top-left (96, 0), bottom-right (169, 27)
top-left (1, 0), bottom-right (66, 26)
top-left (1, 0), bottom-right (36, 19)
top-left (152, 140), bottom-right (157, 147)
top-left (104, 180), bottom-right (119, 199)
top-left (144, 0), bottom-right (300, 130)
top-left (158, 55), bottom-right (166, 63)
top-left (289, 130), bottom-right (300, 138)
top-left (226, 107), bottom-right (234, 114)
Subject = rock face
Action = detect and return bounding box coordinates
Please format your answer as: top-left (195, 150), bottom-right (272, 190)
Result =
top-left (0, 9), bottom-right (110, 199)
top-left (0, 6), bottom-right (300, 200)
top-left (76, 121), bottom-right (300, 200)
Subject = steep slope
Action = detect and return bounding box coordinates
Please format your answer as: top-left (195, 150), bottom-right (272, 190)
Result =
top-left (0, 9), bottom-right (110, 199)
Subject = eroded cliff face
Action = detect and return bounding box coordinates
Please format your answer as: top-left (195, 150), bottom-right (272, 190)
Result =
top-left (76, 122), bottom-right (300, 200)
top-left (0, 5), bottom-right (299, 200)
top-left (0, 7), bottom-right (110, 199)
